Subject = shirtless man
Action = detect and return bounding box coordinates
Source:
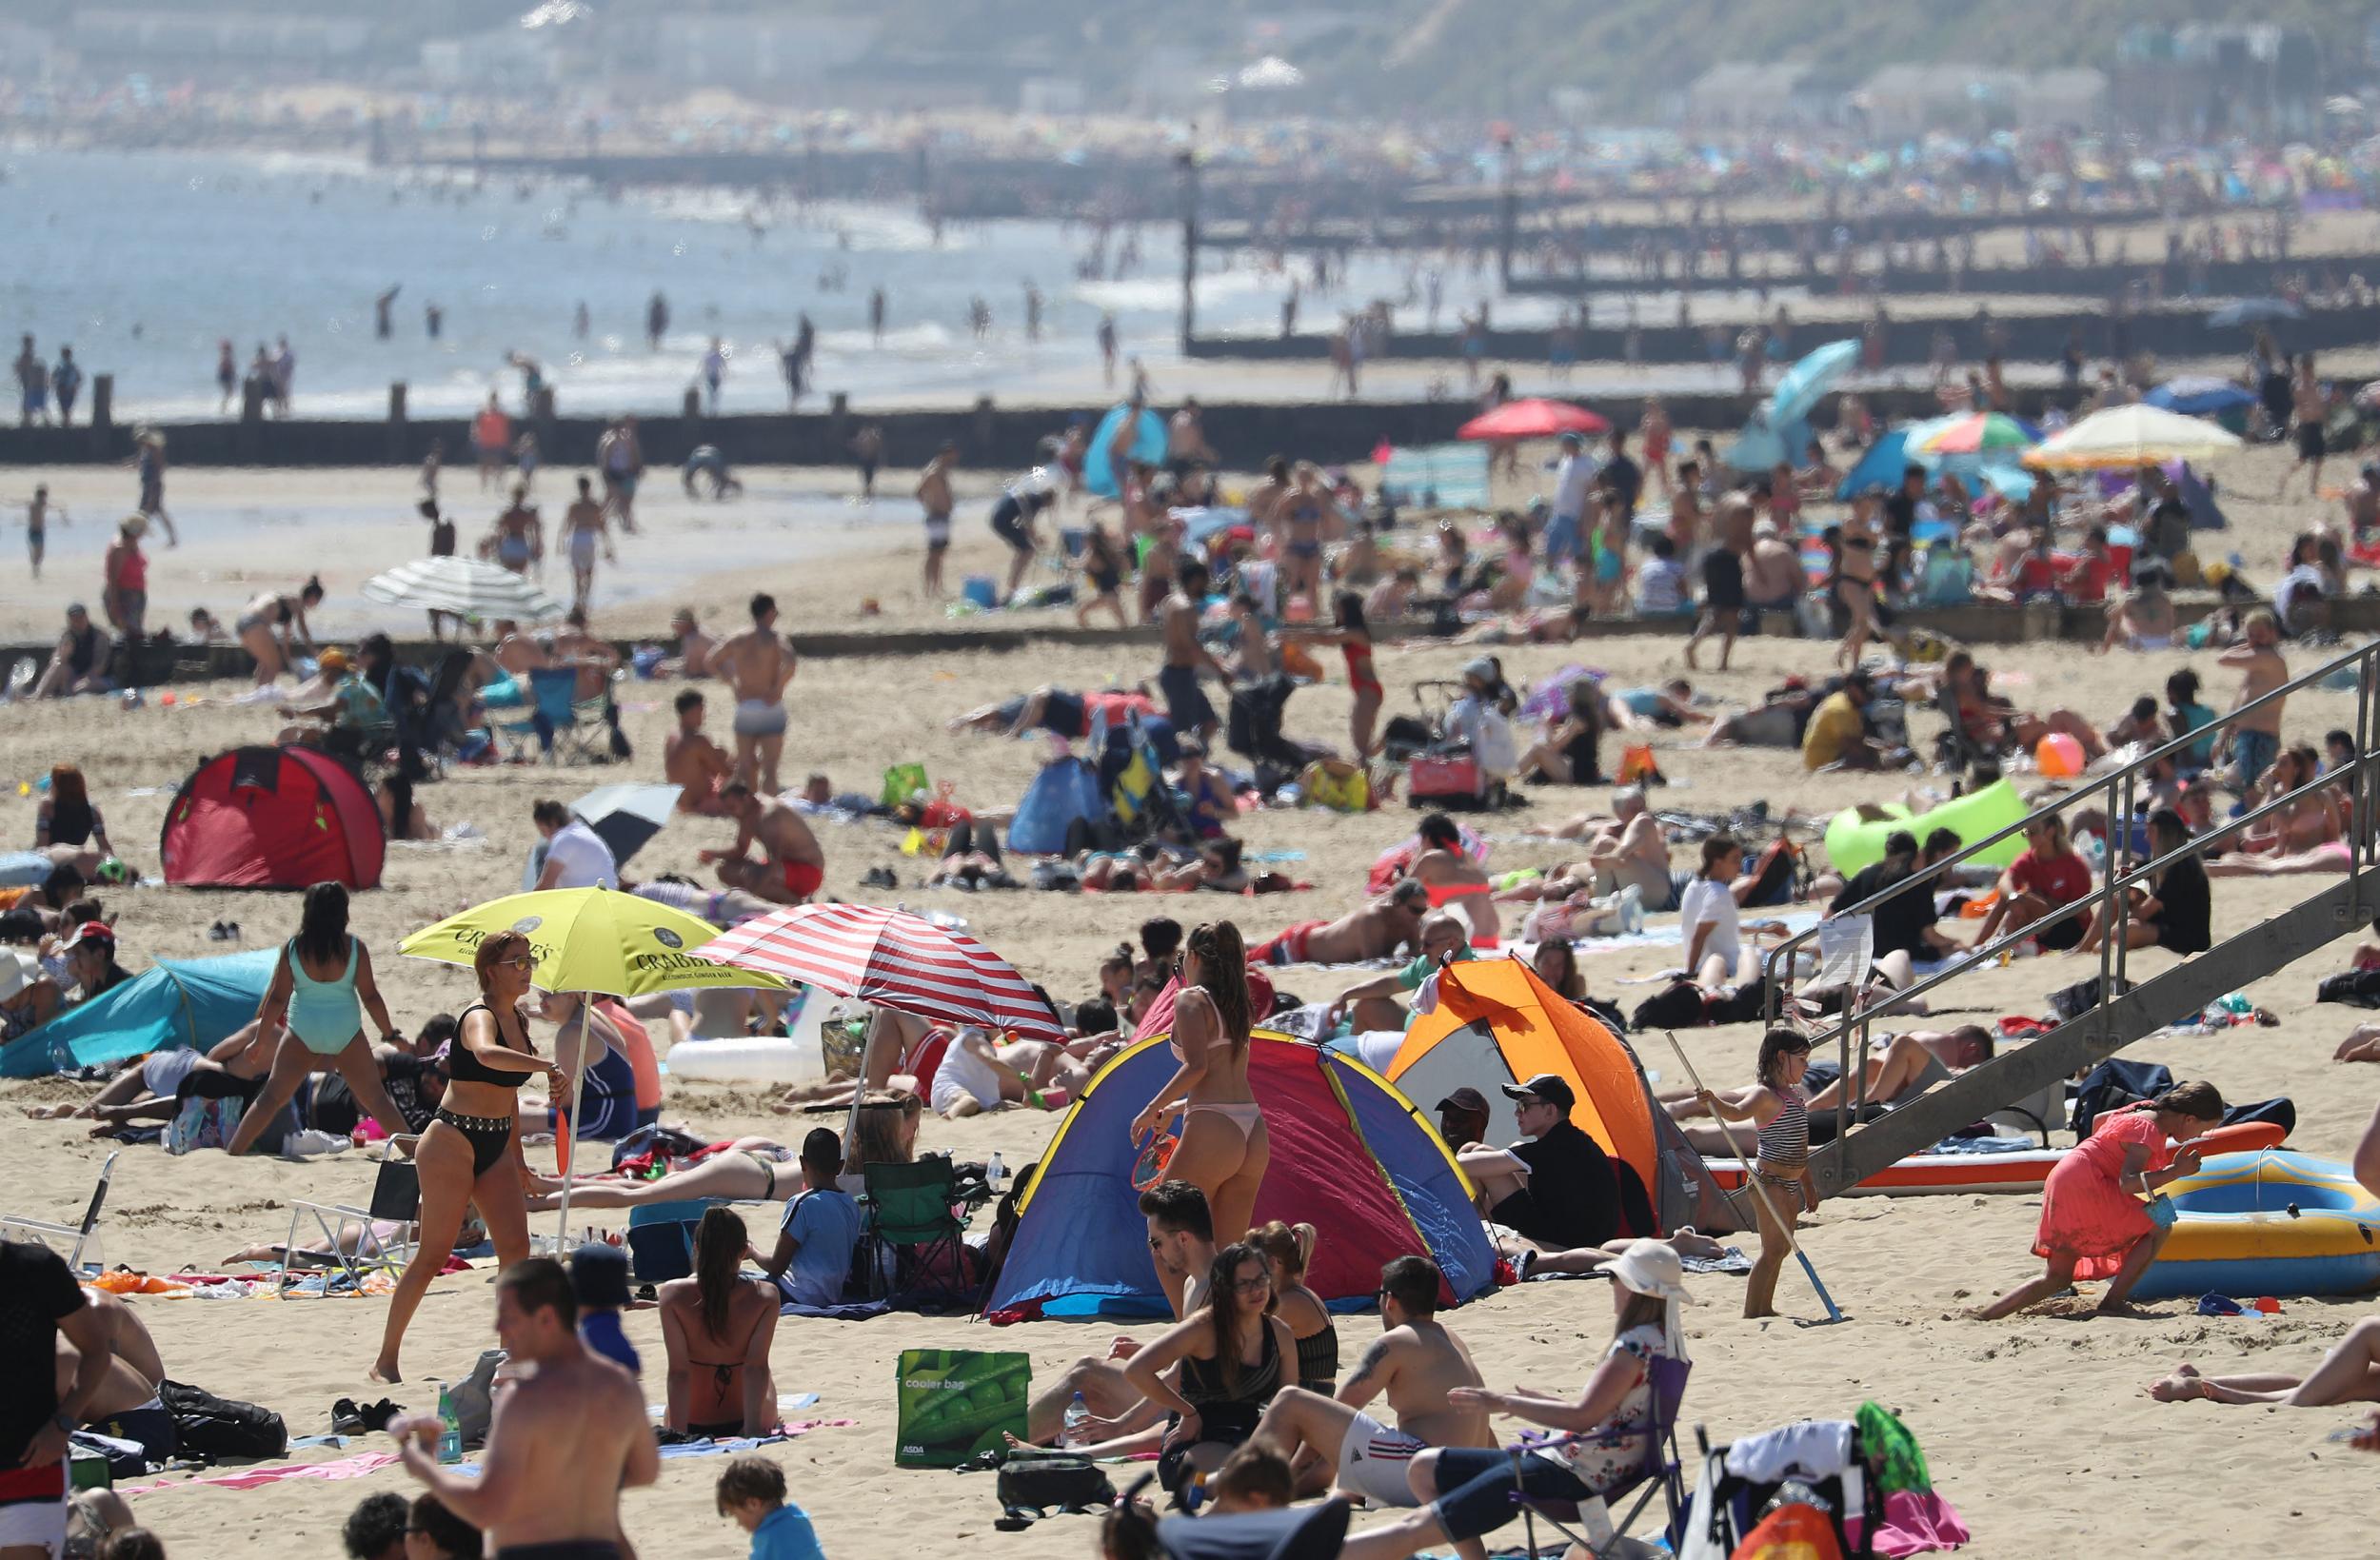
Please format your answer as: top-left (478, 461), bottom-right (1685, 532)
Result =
top-left (598, 417), bottom-right (644, 533)
top-left (712, 593), bottom-right (797, 795)
top-left (1323, 911), bottom-right (1470, 1033)
top-left (491, 484), bottom-right (543, 577)
top-left (660, 608), bottom-right (714, 679)
top-left (1408, 813), bottom-right (1498, 944)
top-left (1020, 1179), bottom-right (1216, 1445)
top-left (551, 608), bottom-right (623, 702)
top-left (2280, 354), bottom-right (2328, 499)
top-left (2220, 608), bottom-right (2289, 791)
top-left (1159, 560), bottom-right (1228, 744)
top-left (1250, 878), bottom-right (1430, 968)
top-left (392, 1258), bottom-right (656, 1560)
top-left (704, 781), bottom-right (825, 903)
top-left (1743, 518), bottom-right (1804, 613)
top-left (916, 444), bottom-right (956, 599)
top-left (664, 689), bottom-right (733, 815)
top-left (561, 475), bottom-right (613, 612)
top-left (1250, 1255), bottom-right (1488, 1504)
top-left (1511, 786), bottom-right (1677, 911)
top-left (66, 1290), bottom-right (176, 1465)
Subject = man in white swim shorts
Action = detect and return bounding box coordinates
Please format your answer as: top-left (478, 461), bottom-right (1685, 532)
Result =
top-left (1248, 1254), bottom-right (1491, 1504)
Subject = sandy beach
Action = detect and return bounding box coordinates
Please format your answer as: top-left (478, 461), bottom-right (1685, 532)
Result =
top-left (6, 436), bottom-right (2380, 1558)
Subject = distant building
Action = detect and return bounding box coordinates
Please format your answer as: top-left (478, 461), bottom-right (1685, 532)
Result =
top-left (2112, 24), bottom-right (2327, 138)
top-left (70, 9), bottom-right (373, 74)
top-left (1684, 63), bottom-right (1816, 129)
top-left (1852, 64), bottom-right (2107, 138)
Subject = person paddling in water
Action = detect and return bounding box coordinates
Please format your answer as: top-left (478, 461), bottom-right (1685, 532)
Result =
top-left (1130, 921), bottom-right (1269, 1313)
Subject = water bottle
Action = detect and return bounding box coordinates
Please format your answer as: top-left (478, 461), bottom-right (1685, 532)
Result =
top-left (985, 1151), bottom-right (1006, 1193)
top-left (1061, 1392), bottom-right (1089, 1447)
top-left (435, 1381), bottom-right (463, 1464)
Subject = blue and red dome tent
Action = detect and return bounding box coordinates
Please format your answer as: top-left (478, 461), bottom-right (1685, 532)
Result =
top-left (984, 1032), bottom-right (1497, 1317)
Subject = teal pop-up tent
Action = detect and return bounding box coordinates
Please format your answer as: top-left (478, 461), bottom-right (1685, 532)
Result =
top-left (0, 950), bottom-right (275, 1077)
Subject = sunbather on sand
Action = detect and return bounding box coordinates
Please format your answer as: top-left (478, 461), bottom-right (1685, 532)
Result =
top-left (2150, 1319), bottom-right (2380, 1405)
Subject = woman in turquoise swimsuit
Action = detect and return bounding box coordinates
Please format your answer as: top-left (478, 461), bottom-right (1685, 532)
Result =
top-left (224, 882), bottom-right (412, 1155)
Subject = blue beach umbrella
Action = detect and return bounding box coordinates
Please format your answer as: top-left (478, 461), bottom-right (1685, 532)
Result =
top-left (1767, 339), bottom-right (1859, 426)
top-left (1085, 404), bottom-right (1168, 498)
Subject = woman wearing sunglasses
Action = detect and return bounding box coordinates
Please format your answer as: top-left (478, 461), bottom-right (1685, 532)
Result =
top-left (371, 929), bottom-right (565, 1383)
top-left (1120, 1242), bottom-right (1295, 1496)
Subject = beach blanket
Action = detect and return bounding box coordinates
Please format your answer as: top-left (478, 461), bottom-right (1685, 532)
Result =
top-left (1523, 1246), bottom-right (1754, 1281)
top-left (119, 1451), bottom-right (404, 1495)
top-left (658, 1418), bottom-right (856, 1457)
top-left (779, 1299), bottom-right (891, 1320)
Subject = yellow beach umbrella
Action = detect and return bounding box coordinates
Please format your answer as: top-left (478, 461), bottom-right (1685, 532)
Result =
top-left (2023, 404), bottom-right (2244, 472)
top-left (398, 887), bottom-right (786, 998)
top-left (400, 887), bottom-right (787, 1241)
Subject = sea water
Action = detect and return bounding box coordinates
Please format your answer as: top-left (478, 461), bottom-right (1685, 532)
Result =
top-left (0, 146), bottom-right (1431, 422)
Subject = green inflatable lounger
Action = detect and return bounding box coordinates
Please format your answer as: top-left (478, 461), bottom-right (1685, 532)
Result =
top-left (1822, 779), bottom-right (2029, 878)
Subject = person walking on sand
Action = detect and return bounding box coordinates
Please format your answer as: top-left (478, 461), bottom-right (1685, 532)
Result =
top-left (850, 425), bottom-right (883, 501)
top-left (372, 931), bottom-right (564, 1383)
top-left (916, 443), bottom-right (957, 599)
top-left (1129, 922), bottom-right (1269, 1270)
top-left (133, 430), bottom-right (176, 545)
top-left (561, 475), bottom-right (614, 613)
top-left (216, 339), bottom-right (238, 413)
top-left (1974, 1081), bottom-right (2225, 1319)
top-left (1670, 1028), bottom-right (1816, 1318)
top-left (1160, 560), bottom-right (1228, 745)
top-left (2279, 354), bottom-right (2328, 499)
top-left (597, 416), bottom-right (644, 533)
top-left (712, 594), bottom-right (797, 795)
top-left (389, 1256), bottom-right (657, 1554)
top-left (101, 515), bottom-right (149, 643)
top-left (223, 882), bottom-right (415, 1157)
top-left (2219, 608), bottom-right (2288, 790)
top-left (23, 483), bottom-right (54, 581)
top-left (473, 394), bottom-right (512, 493)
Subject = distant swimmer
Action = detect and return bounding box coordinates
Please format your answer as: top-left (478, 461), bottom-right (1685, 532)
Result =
top-left (425, 301), bottom-right (443, 339)
top-left (868, 286), bottom-right (886, 346)
top-left (646, 289), bottom-right (670, 351)
top-left (1023, 281), bottom-right (1042, 342)
top-left (374, 285), bottom-right (401, 340)
top-left (573, 300), bottom-right (589, 339)
top-left (1097, 312), bottom-right (1118, 387)
top-left (712, 592), bottom-right (797, 795)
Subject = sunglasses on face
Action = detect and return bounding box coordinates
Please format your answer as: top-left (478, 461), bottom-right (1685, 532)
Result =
top-left (1232, 1274), bottom-right (1272, 1293)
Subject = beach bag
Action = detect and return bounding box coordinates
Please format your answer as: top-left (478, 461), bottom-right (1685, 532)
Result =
top-left (995, 1452), bottom-right (1114, 1521)
top-left (1408, 752), bottom-right (1483, 805)
top-left (445, 1348), bottom-right (508, 1450)
top-left (1299, 760), bottom-right (1370, 814)
top-left (1740, 837), bottom-right (1806, 907)
top-left (881, 762), bottom-right (930, 809)
top-left (1380, 714), bottom-right (1436, 761)
top-left (1732, 1501), bottom-right (1845, 1560)
top-left (166, 1095), bottom-right (243, 1155)
top-left (2317, 967), bottom-right (2380, 1008)
top-left (158, 1380), bottom-right (286, 1461)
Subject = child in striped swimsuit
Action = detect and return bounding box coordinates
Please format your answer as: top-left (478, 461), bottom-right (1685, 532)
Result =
top-left (1693, 1028), bottom-right (1816, 1319)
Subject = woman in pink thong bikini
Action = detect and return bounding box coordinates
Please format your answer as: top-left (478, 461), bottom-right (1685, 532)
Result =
top-left (1130, 922), bottom-right (1270, 1310)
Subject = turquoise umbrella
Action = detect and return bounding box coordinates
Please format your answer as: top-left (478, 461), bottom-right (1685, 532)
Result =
top-left (1767, 340), bottom-right (1859, 426)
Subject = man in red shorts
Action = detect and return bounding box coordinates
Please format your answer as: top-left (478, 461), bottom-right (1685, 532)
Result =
top-left (703, 781), bottom-right (826, 903)
top-left (1250, 879), bottom-right (1429, 966)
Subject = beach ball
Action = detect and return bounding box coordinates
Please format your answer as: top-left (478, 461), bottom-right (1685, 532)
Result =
top-left (159, 691), bottom-right (176, 707)
top-left (2036, 732), bottom-right (2086, 779)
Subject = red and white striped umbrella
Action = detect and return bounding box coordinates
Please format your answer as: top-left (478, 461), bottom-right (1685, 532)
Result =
top-left (691, 902), bottom-right (1063, 1044)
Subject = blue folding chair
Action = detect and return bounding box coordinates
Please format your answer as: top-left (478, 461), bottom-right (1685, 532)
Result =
top-left (500, 666), bottom-right (613, 764)
top-left (1510, 1355), bottom-right (1693, 1556)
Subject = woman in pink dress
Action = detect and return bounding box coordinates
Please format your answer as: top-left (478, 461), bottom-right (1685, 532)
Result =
top-left (1975, 1081), bottom-right (2224, 1319)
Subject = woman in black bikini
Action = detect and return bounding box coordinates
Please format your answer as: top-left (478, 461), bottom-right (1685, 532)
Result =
top-left (1121, 1241), bottom-right (1296, 1495)
top-left (371, 930), bottom-right (563, 1383)
top-left (1250, 1220), bottom-right (1339, 1394)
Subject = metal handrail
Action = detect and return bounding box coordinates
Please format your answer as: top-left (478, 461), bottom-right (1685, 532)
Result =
top-left (1762, 637), bottom-right (2380, 1159)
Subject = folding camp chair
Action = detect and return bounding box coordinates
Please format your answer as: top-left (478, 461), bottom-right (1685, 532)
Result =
top-left (278, 1153), bottom-right (421, 1294)
top-left (2, 1151), bottom-right (118, 1275)
top-left (1510, 1355), bottom-right (1692, 1557)
top-left (625, 1197), bottom-right (720, 1282)
top-left (1930, 686), bottom-right (2010, 780)
top-left (861, 1155), bottom-right (986, 1311)
top-left (501, 666), bottom-right (616, 764)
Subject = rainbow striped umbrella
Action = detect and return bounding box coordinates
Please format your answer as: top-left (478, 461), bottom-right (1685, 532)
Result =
top-left (1909, 412), bottom-right (2038, 458)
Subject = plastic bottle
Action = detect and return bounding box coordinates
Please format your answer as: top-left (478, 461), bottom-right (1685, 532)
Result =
top-left (1061, 1392), bottom-right (1089, 1447)
top-left (985, 1152), bottom-right (1006, 1192)
top-left (435, 1381), bottom-right (463, 1464)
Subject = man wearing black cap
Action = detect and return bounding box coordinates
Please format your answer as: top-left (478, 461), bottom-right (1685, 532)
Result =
top-left (1456, 1074), bottom-right (1627, 1254)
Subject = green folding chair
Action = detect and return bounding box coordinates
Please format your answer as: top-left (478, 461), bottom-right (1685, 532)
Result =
top-left (862, 1155), bottom-right (976, 1311)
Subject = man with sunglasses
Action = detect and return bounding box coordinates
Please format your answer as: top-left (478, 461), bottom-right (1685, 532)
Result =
top-left (1247, 1255), bottom-right (1490, 1504)
top-left (1458, 1075), bottom-right (1634, 1259)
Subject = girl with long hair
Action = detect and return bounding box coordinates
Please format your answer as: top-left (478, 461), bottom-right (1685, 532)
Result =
top-left (225, 882), bottom-right (411, 1156)
top-left (1120, 1242), bottom-right (1295, 1495)
top-left (370, 929), bottom-right (562, 1381)
top-left (34, 763), bottom-right (111, 855)
top-left (1130, 923), bottom-right (1268, 1293)
top-left (659, 1206), bottom-right (780, 1437)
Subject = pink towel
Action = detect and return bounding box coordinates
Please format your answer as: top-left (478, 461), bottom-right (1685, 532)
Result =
top-left (120, 1452), bottom-right (403, 1495)
top-left (1847, 1489), bottom-right (1973, 1557)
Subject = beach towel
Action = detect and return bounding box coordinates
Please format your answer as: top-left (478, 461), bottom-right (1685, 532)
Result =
top-left (118, 1451), bottom-right (403, 1495)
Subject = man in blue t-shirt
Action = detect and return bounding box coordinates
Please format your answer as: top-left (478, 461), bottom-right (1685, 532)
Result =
top-left (758, 1129), bottom-right (863, 1307)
